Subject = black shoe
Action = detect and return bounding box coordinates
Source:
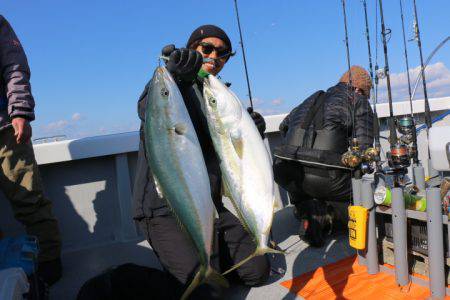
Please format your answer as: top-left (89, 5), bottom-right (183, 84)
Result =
top-left (37, 258), bottom-right (62, 286)
top-left (297, 199), bottom-right (333, 248)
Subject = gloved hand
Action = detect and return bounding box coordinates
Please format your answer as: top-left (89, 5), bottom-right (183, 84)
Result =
top-left (163, 45), bottom-right (203, 84)
top-left (247, 107), bottom-right (266, 138)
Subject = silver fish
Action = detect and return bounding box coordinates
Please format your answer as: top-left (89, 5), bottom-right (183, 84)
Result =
top-left (202, 74), bottom-right (283, 274)
top-left (144, 67), bottom-right (227, 299)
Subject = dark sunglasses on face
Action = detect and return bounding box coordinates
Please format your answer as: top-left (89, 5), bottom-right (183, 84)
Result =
top-left (199, 42), bottom-right (231, 59)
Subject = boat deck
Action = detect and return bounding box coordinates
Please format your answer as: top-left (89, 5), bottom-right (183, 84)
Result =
top-left (50, 205), bottom-right (354, 300)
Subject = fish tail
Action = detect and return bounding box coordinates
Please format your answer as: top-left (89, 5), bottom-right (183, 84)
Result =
top-left (181, 266), bottom-right (228, 300)
top-left (222, 246), bottom-right (284, 275)
top-left (180, 267), bottom-right (205, 300)
top-left (205, 267), bottom-right (229, 288)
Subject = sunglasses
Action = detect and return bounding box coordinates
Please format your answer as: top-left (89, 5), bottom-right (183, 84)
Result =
top-left (198, 42), bottom-right (231, 59)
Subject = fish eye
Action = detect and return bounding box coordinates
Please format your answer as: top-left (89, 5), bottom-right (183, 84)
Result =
top-left (209, 97), bottom-right (217, 106)
top-left (161, 88), bottom-right (169, 97)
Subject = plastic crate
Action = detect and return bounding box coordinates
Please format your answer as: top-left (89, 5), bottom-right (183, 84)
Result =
top-left (377, 214), bottom-right (449, 257)
top-left (0, 236), bottom-right (39, 275)
top-left (0, 268), bottom-right (29, 300)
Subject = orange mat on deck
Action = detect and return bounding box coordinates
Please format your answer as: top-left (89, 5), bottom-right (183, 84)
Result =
top-left (280, 256), bottom-right (449, 300)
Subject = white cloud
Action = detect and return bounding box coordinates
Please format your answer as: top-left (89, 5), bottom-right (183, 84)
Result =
top-left (377, 62), bottom-right (450, 102)
top-left (71, 112), bottom-right (82, 121)
top-left (272, 98), bottom-right (283, 106)
top-left (43, 120), bottom-right (69, 131)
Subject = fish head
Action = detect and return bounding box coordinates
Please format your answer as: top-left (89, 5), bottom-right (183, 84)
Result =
top-left (203, 75), bottom-right (243, 134)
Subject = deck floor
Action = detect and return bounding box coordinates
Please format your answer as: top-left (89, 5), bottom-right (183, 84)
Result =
top-left (50, 206), bottom-right (355, 300)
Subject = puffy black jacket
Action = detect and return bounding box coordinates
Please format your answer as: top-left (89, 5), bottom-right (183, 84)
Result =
top-left (280, 82), bottom-right (374, 150)
top-left (274, 82), bottom-right (374, 202)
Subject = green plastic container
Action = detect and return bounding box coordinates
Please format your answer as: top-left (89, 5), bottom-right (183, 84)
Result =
top-left (374, 185), bottom-right (427, 212)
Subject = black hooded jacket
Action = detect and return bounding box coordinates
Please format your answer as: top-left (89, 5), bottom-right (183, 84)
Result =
top-left (133, 80), bottom-right (222, 220)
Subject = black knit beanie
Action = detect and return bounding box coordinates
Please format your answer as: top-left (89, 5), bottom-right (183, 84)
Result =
top-left (186, 25), bottom-right (232, 53)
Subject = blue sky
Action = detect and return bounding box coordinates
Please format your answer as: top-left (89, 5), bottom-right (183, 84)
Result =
top-left (1, 0), bottom-right (449, 139)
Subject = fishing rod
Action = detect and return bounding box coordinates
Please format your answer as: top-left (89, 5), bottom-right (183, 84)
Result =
top-left (379, 0), bottom-right (410, 177)
top-left (412, 0), bottom-right (431, 134)
top-left (398, 0), bottom-right (419, 165)
top-left (361, 0), bottom-right (381, 173)
top-left (340, 0), bottom-right (364, 173)
top-left (233, 0), bottom-right (254, 109)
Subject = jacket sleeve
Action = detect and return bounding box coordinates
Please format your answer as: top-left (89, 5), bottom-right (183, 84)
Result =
top-left (354, 96), bottom-right (374, 150)
top-left (0, 16), bottom-right (35, 121)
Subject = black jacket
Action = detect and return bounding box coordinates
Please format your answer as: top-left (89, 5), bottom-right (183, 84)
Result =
top-left (133, 79), bottom-right (222, 220)
top-left (280, 82), bottom-right (374, 150)
top-left (273, 82), bottom-right (374, 202)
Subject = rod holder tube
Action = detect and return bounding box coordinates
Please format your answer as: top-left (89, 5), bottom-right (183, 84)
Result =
top-left (426, 187), bottom-right (446, 299)
top-left (352, 178), bottom-right (366, 265)
top-left (391, 187), bottom-right (410, 286)
top-left (413, 164), bottom-right (426, 191)
top-left (362, 180), bottom-right (379, 274)
top-left (427, 158), bottom-right (439, 179)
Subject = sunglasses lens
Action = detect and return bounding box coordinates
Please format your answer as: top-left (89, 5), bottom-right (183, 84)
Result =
top-left (201, 44), bottom-right (214, 54)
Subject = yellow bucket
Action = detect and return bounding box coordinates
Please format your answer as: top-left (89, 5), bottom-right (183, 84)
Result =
top-left (348, 205), bottom-right (368, 250)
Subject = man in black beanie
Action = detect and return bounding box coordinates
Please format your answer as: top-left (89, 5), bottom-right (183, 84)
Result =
top-left (132, 25), bottom-right (270, 299)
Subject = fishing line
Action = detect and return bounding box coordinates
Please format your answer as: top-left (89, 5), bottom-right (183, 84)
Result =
top-left (410, 36), bottom-right (450, 101)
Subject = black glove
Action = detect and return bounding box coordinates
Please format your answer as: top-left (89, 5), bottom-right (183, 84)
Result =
top-left (247, 107), bottom-right (266, 138)
top-left (163, 45), bottom-right (203, 84)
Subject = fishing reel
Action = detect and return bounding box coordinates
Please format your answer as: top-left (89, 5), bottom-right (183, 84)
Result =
top-left (362, 147), bottom-right (379, 163)
top-left (397, 116), bottom-right (415, 145)
top-left (341, 139), bottom-right (377, 174)
top-left (387, 142), bottom-right (411, 171)
top-left (341, 138), bottom-right (363, 168)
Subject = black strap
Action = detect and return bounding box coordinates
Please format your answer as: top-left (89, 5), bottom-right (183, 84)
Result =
top-left (301, 91), bottom-right (326, 129)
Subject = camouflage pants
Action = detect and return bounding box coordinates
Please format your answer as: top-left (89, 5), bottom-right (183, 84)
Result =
top-left (0, 127), bottom-right (61, 262)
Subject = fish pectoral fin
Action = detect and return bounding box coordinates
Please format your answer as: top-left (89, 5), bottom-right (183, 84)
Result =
top-left (230, 133), bottom-right (244, 159)
top-left (171, 123), bottom-right (187, 135)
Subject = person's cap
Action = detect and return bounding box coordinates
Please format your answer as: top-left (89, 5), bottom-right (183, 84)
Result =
top-left (186, 24), bottom-right (232, 53)
top-left (339, 66), bottom-right (372, 96)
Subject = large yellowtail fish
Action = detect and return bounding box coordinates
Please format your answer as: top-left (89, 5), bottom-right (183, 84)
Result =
top-left (202, 74), bottom-right (282, 274)
top-left (144, 67), bottom-right (227, 299)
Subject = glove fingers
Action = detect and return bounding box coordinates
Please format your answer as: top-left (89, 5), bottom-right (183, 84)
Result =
top-left (162, 44), bottom-right (176, 57)
top-left (247, 107), bottom-right (254, 114)
top-left (183, 49), bottom-right (196, 69)
top-left (193, 51), bottom-right (203, 72)
top-left (178, 48), bottom-right (189, 68)
top-left (169, 50), bottom-right (181, 65)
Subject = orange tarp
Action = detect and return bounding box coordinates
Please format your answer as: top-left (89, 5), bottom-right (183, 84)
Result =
top-left (280, 256), bottom-right (449, 300)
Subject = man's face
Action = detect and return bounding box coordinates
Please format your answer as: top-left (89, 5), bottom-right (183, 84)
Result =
top-left (195, 37), bottom-right (230, 76)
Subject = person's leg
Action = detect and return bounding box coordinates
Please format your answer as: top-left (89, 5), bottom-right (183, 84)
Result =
top-left (0, 127), bottom-right (61, 284)
top-left (139, 214), bottom-right (222, 299)
top-left (218, 209), bottom-right (270, 287)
